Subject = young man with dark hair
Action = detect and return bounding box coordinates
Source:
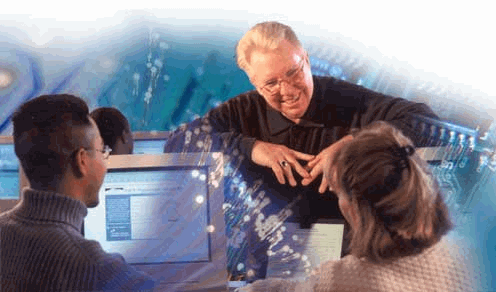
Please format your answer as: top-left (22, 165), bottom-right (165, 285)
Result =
top-left (0, 94), bottom-right (155, 291)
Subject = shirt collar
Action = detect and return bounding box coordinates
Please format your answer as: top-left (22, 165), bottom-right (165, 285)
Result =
top-left (12, 188), bottom-right (88, 233)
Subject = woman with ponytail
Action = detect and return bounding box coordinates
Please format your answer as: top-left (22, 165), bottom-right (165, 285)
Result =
top-left (238, 121), bottom-right (478, 292)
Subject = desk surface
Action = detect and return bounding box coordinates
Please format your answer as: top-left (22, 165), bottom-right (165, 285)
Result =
top-left (0, 199), bottom-right (18, 213)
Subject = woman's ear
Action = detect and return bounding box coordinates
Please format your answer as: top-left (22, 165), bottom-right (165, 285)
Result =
top-left (338, 196), bottom-right (358, 229)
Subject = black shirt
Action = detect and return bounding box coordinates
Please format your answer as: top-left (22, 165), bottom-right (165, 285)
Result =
top-left (167, 75), bottom-right (438, 224)
top-left (207, 75), bottom-right (437, 160)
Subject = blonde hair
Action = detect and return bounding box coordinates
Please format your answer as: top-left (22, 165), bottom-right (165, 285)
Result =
top-left (235, 21), bottom-right (302, 72)
top-left (330, 121), bottom-right (452, 263)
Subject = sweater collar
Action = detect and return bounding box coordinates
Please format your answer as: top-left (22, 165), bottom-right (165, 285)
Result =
top-left (13, 188), bottom-right (88, 233)
top-left (266, 75), bottom-right (325, 136)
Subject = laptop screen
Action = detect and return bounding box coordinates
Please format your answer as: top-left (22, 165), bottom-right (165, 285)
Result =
top-left (84, 153), bottom-right (227, 291)
top-left (265, 219), bottom-right (346, 280)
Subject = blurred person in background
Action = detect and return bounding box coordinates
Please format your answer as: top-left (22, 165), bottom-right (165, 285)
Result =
top-left (90, 107), bottom-right (134, 155)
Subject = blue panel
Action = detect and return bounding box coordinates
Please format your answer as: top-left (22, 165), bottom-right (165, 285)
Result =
top-left (0, 144), bottom-right (19, 199)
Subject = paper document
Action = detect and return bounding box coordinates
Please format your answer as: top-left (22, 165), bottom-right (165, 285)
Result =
top-left (266, 221), bottom-right (344, 280)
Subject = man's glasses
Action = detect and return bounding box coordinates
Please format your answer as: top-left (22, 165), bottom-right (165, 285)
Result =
top-left (72, 145), bottom-right (112, 160)
top-left (89, 145), bottom-right (112, 160)
top-left (258, 56), bottom-right (306, 96)
top-left (68, 145), bottom-right (112, 169)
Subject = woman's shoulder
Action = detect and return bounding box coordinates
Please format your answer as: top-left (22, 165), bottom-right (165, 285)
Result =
top-left (311, 256), bottom-right (369, 285)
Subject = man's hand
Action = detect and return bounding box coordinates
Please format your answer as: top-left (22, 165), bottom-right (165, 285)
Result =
top-left (301, 135), bottom-right (353, 193)
top-left (251, 140), bottom-right (314, 186)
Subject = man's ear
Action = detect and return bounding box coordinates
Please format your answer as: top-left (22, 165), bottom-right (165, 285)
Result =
top-left (252, 84), bottom-right (264, 97)
top-left (124, 132), bottom-right (134, 154)
top-left (72, 148), bottom-right (89, 178)
top-left (122, 131), bottom-right (131, 145)
top-left (245, 68), bottom-right (262, 95)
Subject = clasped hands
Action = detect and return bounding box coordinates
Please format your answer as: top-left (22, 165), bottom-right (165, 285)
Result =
top-left (251, 135), bottom-right (353, 193)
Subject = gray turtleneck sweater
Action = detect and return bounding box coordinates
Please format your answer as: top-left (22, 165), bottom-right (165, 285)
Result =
top-left (0, 188), bottom-right (156, 291)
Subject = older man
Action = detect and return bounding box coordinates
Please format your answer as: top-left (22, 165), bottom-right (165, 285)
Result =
top-left (163, 21), bottom-right (438, 280)
top-left (209, 21), bottom-right (437, 191)
top-left (203, 21), bottom-right (437, 226)
top-left (0, 94), bottom-right (155, 291)
top-left (201, 21), bottom-right (439, 279)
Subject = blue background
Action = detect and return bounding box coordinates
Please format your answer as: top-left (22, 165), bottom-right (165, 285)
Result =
top-left (1, 13), bottom-right (495, 290)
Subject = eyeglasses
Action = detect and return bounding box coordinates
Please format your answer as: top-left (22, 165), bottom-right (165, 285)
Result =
top-left (257, 56), bottom-right (306, 97)
top-left (88, 145), bottom-right (112, 160)
top-left (76, 145), bottom-right (112, 160)
top-left (68, 145), bottom-right (112, 166)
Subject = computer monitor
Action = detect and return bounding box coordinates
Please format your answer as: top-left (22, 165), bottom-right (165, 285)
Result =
top-left (0, 136), bottom-right (21, 214)
top-left (0, 136), bottom-right (19, 200)
top-left (84, 152), bottom-right (228, 292)
top-left (133, 131), bottom-right (170, 154)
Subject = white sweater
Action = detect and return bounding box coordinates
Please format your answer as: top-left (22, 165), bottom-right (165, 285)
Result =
top-left (238, 237), bottom-right (480, 292)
